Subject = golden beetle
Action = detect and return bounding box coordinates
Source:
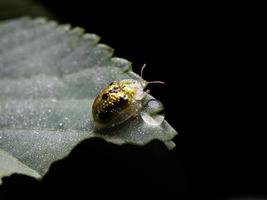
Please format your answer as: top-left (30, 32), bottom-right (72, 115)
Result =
top-left (92, 65), bottom-right (164, 129)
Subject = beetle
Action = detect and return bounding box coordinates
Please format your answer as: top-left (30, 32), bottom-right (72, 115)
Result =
top-left (92, 64), bottom-right (164, 129)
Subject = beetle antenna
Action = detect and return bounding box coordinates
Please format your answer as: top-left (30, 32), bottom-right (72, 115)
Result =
top-left (147, 81), bottom-right (166, 85)
top-left (140, 64), bottom-right (147, 78)
top-left (140, 64), bottom-right (166, 86)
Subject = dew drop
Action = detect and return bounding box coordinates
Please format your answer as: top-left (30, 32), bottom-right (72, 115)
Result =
top-left (34, 130), bottom-right (39, 135)
top-left (51, 98), bottom-right (57, 102)
top-left (141, 99), bottom-right (165, 126)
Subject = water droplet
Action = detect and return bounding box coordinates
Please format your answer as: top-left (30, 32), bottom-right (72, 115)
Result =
top-left (48, 109), bottom-right (51, 113)
top-left (34, 130), bottom-right (39, 135)
top-left (51, 98), bottom-right (57, 102)
top-left (59, 122), bottom-right (63, 127)
top-left (141, 99), bottom-right (165, 126)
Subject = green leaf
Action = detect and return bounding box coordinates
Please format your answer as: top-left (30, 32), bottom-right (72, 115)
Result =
top-left (0, 17), bottom-right (177, 183)
top-left (0, 149), bottom-right (41, 184)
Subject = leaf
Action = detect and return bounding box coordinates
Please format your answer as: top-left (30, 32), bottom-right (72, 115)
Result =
top-left (0, 149), bottom-right (40, 184)
top-left (0, 17), bottom-right (177, 183)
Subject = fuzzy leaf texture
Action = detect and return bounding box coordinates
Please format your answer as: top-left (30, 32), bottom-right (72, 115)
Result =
top-left (0, 17), bottom-right (177, 184)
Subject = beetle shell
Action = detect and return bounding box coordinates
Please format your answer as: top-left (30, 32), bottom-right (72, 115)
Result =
top-left (92, 79), bottom-right (145, 129)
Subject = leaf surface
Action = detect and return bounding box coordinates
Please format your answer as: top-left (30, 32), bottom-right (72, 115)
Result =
top-left (0, 18), bottom-right (177, 183)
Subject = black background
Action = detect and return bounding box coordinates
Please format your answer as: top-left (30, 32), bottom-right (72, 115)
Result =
top-left (0, 1), bottom-right (265, 199)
